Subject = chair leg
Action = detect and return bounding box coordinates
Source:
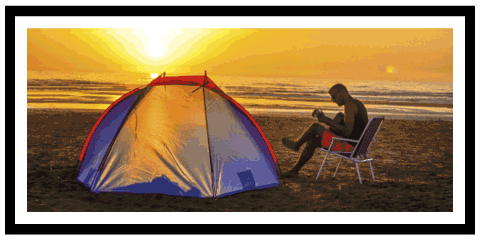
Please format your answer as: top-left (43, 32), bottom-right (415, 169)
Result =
top-left (333, 159), bottom-right (343, 178)
top-left (369, 161), bottom-right (375, 182)
top-left (355, 162), bottom-right (362, 184)
top-left (316, 152), bottom-right (330, 180)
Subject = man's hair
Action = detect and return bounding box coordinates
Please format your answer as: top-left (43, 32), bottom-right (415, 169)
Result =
top-left (329, 83), bottom-right (348, 94)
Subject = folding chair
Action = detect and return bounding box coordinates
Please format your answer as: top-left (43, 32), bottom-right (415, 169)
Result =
top-left (315, 117), bottom-right (385, 184)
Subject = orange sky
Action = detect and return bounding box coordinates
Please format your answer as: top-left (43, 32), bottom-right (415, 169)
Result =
top-left (27, 28), bottom-right (453, 82)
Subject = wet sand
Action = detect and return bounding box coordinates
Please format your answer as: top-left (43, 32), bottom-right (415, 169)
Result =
top-left (27, 109), bottom-right (453, 212)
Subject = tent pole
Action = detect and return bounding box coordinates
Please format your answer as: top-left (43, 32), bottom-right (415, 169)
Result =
top-left (202, 72), bottom-right (215, 198)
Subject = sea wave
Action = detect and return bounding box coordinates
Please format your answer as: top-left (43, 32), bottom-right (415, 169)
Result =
top-left (27, 71), bottom-right (453, 121)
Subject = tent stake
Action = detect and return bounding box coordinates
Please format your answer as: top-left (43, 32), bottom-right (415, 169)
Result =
top-left (275, 159), bottom-right (285, 185)
top-left (72, 160), bottom-right (80, 180)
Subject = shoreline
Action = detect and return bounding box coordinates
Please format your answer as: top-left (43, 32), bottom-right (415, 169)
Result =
top-left (28, 94), bottom-right (453, 109)
top-left (27, 107), bottom-right (453, 122)
top-left (230, 96), bottom-right (453, 109)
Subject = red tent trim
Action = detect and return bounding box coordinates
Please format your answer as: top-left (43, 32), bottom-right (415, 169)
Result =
top-left (148, 75), bottom-right (226, 94)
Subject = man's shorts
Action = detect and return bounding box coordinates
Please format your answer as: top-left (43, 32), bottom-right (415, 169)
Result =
top-left (321, 129), bottom-right (356, 152)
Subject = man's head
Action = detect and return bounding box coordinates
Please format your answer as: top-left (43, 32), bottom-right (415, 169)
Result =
top-left (328, 83), bottom-right (350, 106)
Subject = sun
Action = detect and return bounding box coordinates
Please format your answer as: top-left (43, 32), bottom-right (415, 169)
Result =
top-left (150, 73), bottom-right (160, 79)
top-left (386, 65), bottom-right (395, 73)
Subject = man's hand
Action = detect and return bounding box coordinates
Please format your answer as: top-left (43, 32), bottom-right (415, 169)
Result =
top-left (313, 109), bottom-right (328, 123)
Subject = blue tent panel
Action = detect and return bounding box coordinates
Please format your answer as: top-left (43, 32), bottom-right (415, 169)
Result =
top-left (215, 182), bottom-right (279, 198)
top-left (78, 92), bottom-right (140, 188)
top-left (108, 176), bottom-right (203, 198)
top-left (205, 89), bottom-right (279, 198)
top-left (228, 101), bottom-right (278, 177)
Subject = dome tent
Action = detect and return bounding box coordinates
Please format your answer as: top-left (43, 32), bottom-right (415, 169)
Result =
top-left (77, 72), bottom-right (279, 198)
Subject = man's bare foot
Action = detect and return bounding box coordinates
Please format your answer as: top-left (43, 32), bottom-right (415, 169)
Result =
top-left (282, 138), bottom-right (300, 152)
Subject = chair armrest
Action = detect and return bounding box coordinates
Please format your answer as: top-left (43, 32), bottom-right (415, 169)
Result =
top-left (331, 137), bottom-right (359, 143)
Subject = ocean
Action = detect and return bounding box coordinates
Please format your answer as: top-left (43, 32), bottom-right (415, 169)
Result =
top-left (27, 70), bottom-right (453, 121)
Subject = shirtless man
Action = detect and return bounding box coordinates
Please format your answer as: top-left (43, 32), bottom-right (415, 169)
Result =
top-left (281, 83), bottom-right (368, 177)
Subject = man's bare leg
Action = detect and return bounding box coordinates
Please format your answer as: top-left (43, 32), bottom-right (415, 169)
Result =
top-left (282, 122), bottom-right (326, 152)
top-left (282, 112), bottom-right (343, 177)
top-left (287, 138), bottom-right (323, 175)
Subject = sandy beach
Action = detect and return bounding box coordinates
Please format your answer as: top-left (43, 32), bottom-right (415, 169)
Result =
top-left (27, 109), bottom-right (453, 212)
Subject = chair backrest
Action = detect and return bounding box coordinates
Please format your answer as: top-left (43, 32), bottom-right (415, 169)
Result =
top-left (351, 117), bottom-right (384, 158)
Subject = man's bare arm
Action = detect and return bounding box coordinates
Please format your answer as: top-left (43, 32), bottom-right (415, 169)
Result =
top-left (320, 117), bottom-right (344, 133)
top-left (316, 103), bottom-right (356, 137)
